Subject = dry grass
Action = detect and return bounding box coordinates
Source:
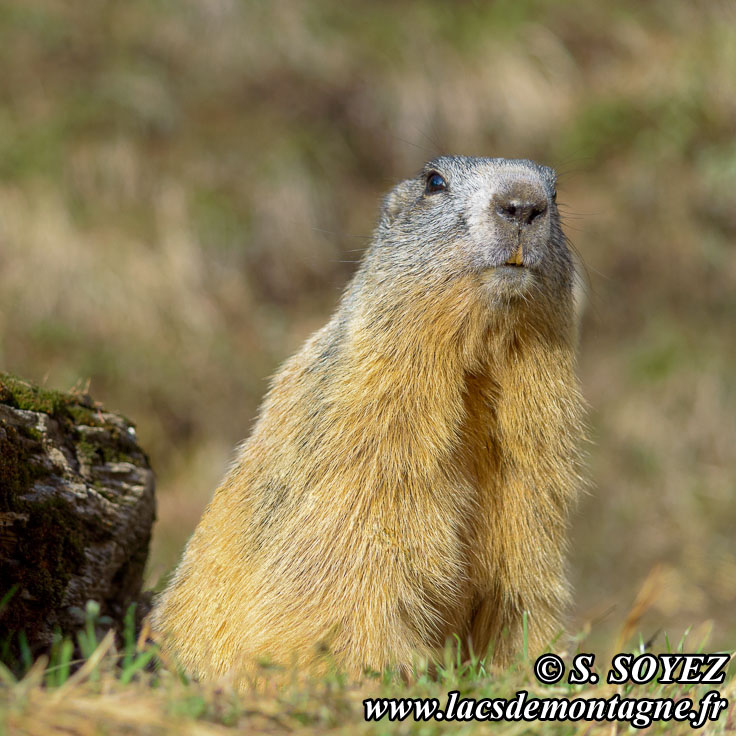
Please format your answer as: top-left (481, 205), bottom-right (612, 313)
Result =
top-left (2, 611), bottom-right (734, 735)
top-left (1, 0), bottom-right (735, 729)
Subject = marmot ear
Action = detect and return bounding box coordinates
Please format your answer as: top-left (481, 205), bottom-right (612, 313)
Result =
top-left (380, 180), bottom-right (416, 224)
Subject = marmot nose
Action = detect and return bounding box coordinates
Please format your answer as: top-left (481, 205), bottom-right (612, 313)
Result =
top-left (492, 187), bottom-right (548, 226)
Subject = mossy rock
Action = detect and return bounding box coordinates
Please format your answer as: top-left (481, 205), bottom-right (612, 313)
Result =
top-left (0, 373), bottom-right (155, 659)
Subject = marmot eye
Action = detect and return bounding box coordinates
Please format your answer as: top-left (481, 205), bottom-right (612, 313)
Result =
top-left (425, 172), bottom-right (448, 194)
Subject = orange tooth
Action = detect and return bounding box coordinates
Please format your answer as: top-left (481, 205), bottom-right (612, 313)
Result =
top-left (507, 244), bottom-right (523, 265)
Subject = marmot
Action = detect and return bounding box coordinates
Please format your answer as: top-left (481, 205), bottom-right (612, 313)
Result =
top-left (152, 156), bottom-right (585, 686)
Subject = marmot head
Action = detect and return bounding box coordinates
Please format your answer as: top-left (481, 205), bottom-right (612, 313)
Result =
top-left (367, 156), bottom-right (573, 312)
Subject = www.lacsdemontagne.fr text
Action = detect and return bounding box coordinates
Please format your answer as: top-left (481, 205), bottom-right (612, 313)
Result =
top-left (363, 688), bottom-right (729, 729)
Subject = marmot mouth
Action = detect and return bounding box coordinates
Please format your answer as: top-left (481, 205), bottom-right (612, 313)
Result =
top-left (504, 244), bottom-right (525, 267)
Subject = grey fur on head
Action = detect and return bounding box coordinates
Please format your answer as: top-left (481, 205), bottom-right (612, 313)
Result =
top-left (360, 156), bottom-right (572, 311)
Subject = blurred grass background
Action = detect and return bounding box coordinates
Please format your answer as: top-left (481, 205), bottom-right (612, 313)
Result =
top-left (0, 0), bottom-right (734, 655)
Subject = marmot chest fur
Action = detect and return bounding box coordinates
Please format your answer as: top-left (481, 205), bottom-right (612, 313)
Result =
top-left (153, 156), bottom-right (585, 685)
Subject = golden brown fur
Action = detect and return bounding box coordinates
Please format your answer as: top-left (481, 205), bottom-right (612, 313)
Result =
top-left (152, 156), bottom-right (585, 687)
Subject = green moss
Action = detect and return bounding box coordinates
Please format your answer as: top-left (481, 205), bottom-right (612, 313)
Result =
top-left (0, 373), bottom-right (132, 436)
top-left (0, 372), bottom-right (71, 417)
top-left (100, 443), bottom-right (135, 465)
top-left (92, 481), bottom-right (119, 504)
top-left (75, 427), bottom-right (138, 470)
top-left (17, 424), bottom-right (43, 443)
top-left (0, 424), bottom-right (31, 511)
top-left (0, 417), bottom-right (51, 509)
top-left (76, 437), bottom-right (99, 467)
top-left (1, 419), bottom-right (51, 510)
top-left (66, 403), bottom-right (103, 428)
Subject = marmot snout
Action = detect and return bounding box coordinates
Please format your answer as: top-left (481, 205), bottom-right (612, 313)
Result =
top-left (153, 156), bottom-right (585, 687)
